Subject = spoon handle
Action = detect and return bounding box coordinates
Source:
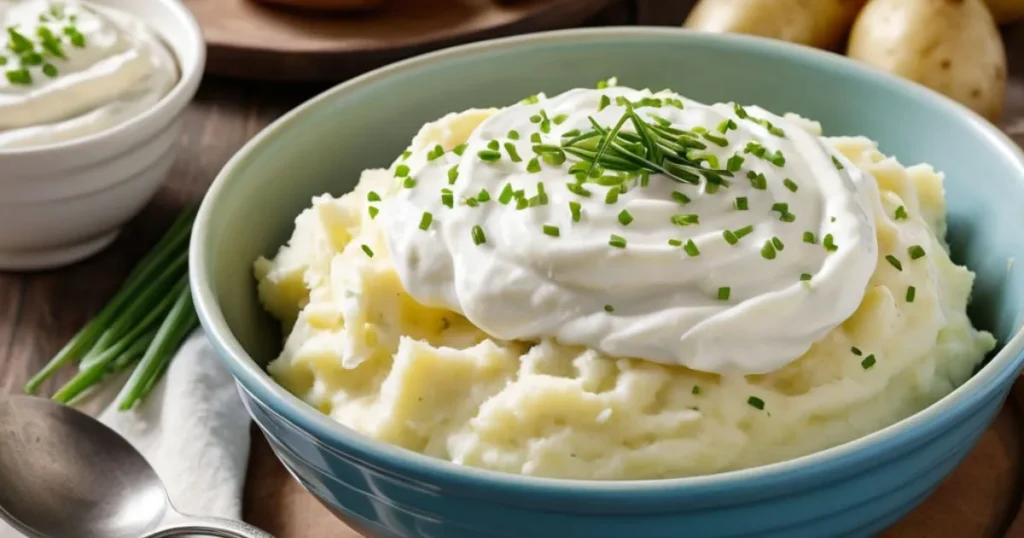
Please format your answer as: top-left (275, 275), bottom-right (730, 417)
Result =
top-left (143, 515), bottom-right (275, 538)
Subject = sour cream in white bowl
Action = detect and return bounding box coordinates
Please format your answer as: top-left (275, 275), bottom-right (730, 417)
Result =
top-left (0, 0), bottom-right (204, 270)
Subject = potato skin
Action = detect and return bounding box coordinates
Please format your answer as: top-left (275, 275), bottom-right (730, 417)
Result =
top-left (847, 0), bottom-right (1007, 122)
top-left (683, 0), bottom-right (869, 50)
top-left (984, 0), bottom-right (1024, 24)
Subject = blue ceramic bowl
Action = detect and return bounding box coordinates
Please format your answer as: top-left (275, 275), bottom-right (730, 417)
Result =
top-left (190, 28), bottom-right (1024, 538)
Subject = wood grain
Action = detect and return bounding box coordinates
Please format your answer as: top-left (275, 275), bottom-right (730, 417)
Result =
top-left (2, 17), bottom-right (1024, 538)
top-left (182, 0), bottom-right (622, 81)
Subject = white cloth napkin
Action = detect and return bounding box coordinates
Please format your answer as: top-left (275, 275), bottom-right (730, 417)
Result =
top-left (1, 331), bottom-right (252, 537)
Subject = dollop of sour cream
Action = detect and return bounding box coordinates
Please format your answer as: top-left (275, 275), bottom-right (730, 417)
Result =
top-left (0, 0), bottom-right (178, 149)
top-left (382, 86), bottom-right (879, 375)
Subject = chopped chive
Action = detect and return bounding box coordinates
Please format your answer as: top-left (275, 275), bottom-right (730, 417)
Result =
top-left (885, 255), bottom-right (903, 271)
top-left (541, 151), bottom-right (566, 166)
top-left (723, 230), bottom-right (739, 245)
top-left (543, 225), bottom-right (560, 237)
top-left (734, 103), bottom-right (749, 118)
top-left (453, 144), bottom-right (468, 156)
top-left (767, 150), bottom-right (786, 167)
top-left (800, 273), bottom-right (812, 281)
top-left (427, 144), bottom-right (445, 161)
top-left (521, 94), bottom-right (540, 104)
top-left (908, 245), bottom-right (925, 260)
top-left (747, 396), bottom-right (765, 410)
top-left (478, 150), bottom-right (501, 162)
top-left (605, 187), bottom-right (619, 204)
top-left (832, 156), bottom-right (844, 170)
top-left (499, 184), bottom-right (514, 204)
top-left (861, 355), bottom-right (876, 370)
top-left (367, 191), bottom-right (381, 202)
top-left (395, 164), bottom-right (410, 178)
top-left (599, 95), bottom-right (611, 111)
top-left (668, 239), bottom-right (683, 247)
top-left (609, 234), bottom-right (627, 248)
top-left (640, 171), bottom-right (650, 187)
top-left (783, 178), bottom-right (798, 192)
top-left (553, 114), bottom-right (569, 125)
top-left (540, 119), bottom-right (552, 134)
top-left (618, 210), bottom-right (633, 226)
top-left (401, 149), bottom-right (412, 160)
top-left (508, 130), bottom-right (520, 140)
top-left (504, 143), bottom-right (523, 162)
top-left (771, 202), bottom-right (788, 215)
top-left (526, 157), bottom-right (542, 173)
top-left (472, 225), bottom-right (486, 245)
top-left (734, 197), bottom-right (748, 211)
top-left (563, 128), bottom-right (582, 138)
top-left (684, 239), bottom-right (700, 257)
top-left (466, 197), bottom-right (480, 208)
top-left (418, 212), bottom-right (433, 230)
top-left (570, 201), bottom-right (582, 222)
top-left (851, 347), bottom-right (863, 356)
top-left (727, 154), bottom-right (744, 172)
top-left (487, 140), bottom-right (500, 150)
top-left (671, 214), bottom-right (699, 226)
top-left (477, 188), bottom-right (491, 203)
top-left (717, 287), bottom-right (731, 300)
top-left (702, 132), bottom-right (729, 147)
top-left (747, 171), bottom-right (767, 190)
top-left (604, 304), bottom-right (615, 312)
top-left (823, 234), bottom-right (838, 252)
top-left (368, 206), bottom-right (379, 219)
top-left (403, 177), bottom-right (417, 189)
top-left (761, 240), bottom-right (777, 260)
top-left (42, 63), bottom-right (57, 78)
top-left (734, 225), bottom-right (754, 239)
top-left (803, 231), bottom-right (816, 244)
top-left (894, 206), bottom-right (908, 220)
top-left (692, 385), bottom-right (701, 395)
top-left (717, 119), bottom-right (737, 133)
top-left (672, 191), bottom-right (691, 205)
top-left (567, 183), bottom-right (592, 197)
top-left (441, 189), bottom-right (454, 208)
top-left (906, 286), bottom-right (916, 303)
top-left (529, 114), bottom-right (542, 124)
top-left (447, 165), bottom-right (459, 184)
top-left (361, 245), bottom-right (374, 258)
top-left (516, 198), bottom-right (528, 210)
top-left (771, 236), bottom-right (784, 251)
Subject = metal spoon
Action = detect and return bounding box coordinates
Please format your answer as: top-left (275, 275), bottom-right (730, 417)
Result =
top-left (0, 395), bottom-right (274, 538)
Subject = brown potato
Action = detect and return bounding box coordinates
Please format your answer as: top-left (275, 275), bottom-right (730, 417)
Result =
top-left (984, 0), bottom-right (1024, 23)
top-left (847, 0), bottom-right (1007, 122)
top-left (683, 0), bottom-right (869, 50)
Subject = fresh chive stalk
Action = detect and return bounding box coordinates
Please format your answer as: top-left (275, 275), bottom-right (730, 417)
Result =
top-left (25, 207), bottom-right (197, 394)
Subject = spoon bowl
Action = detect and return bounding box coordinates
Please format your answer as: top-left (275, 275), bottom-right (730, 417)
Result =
top-left (0, 395), bottom-right (272, 538)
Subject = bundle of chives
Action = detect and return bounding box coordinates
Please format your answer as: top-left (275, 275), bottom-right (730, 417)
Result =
top-left (25, 206), bottom-right (200, 409)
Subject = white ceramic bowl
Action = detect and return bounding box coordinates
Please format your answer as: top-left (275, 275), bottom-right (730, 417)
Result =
top-left (0, 0), bottom-right (205, 271)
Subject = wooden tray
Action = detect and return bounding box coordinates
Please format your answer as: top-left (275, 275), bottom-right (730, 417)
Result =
top-left (242, 380), bottom-right (1024, 538)
top-left (181, 0), bottom-right (618, 81)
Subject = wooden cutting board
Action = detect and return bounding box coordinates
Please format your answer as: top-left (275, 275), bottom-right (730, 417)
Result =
top-left (242, 380), bottom-right (1024, 538)
top-left (180, 0), bottom-right (618, 81)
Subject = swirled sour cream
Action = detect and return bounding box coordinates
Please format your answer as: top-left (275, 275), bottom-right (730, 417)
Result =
top-left (382, 86), bottom-right (879, 374)
top-left (0, 0), bottom-right (178, 149)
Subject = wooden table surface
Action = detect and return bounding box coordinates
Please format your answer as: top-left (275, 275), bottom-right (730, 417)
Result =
top-left (3, 22), bottom-right (1024, 538)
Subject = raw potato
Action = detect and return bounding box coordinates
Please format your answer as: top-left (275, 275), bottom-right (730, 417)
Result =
top-left (683, 0), bottom-right (869, 50)
top-left (848, 0), bottom-right (1007, 122)
top-left (984, 0), bottom-right (1024, 24)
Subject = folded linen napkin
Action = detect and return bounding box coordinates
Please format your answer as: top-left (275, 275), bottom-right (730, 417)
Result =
top-left (0, 331), bottom-right (252, 537)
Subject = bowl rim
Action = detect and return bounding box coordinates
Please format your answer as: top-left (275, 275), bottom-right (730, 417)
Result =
top-left (191, 26), bottom-right (1024, 493)
top-left (0, 0), bottom-right (206, 160)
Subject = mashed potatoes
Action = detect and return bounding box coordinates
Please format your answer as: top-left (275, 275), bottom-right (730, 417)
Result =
top-left (255, 104), bottom-right (995, 480)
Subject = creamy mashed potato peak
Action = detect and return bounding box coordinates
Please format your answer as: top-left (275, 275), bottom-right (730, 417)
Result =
top-left (256, 84), bottom-right (995, 480)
